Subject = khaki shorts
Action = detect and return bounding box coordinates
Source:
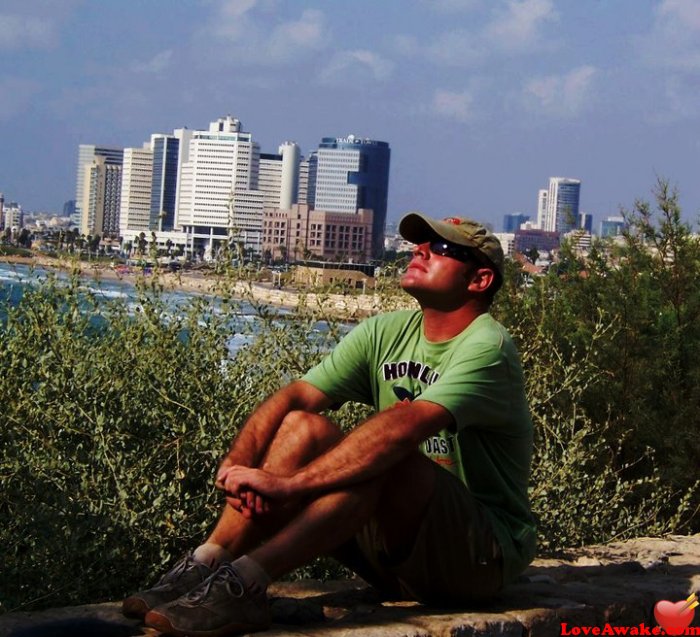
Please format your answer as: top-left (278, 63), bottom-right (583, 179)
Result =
top-left (334, 464), bottom-right (503, 605)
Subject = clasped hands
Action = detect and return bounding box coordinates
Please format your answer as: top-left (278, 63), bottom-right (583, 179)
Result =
top-left (215, 464), bottom-right (296, 519)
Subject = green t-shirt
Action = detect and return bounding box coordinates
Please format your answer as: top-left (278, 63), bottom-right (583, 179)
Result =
top-left (302, 309), bottom-right (536, 583)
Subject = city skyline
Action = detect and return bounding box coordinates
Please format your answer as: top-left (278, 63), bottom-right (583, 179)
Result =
top-left (2, 1), bottom-right (700, 229)
top-left (105, 116), bottom-right (389, 261)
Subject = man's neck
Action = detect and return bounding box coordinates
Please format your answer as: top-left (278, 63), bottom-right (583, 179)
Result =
top-left (420, 304), bottom-right (487, 342)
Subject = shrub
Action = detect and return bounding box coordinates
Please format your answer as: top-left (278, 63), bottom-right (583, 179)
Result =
top-left (1, 182), bottom-right (699, 612)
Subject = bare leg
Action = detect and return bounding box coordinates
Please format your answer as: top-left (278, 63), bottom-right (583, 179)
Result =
top-left (206, 410), bottom-right (343, 557)
top-left (248, 451), bottom-right (437, 579)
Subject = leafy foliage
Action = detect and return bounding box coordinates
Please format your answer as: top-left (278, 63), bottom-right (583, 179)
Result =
top-left (0, 180), bottom-right (698, 611)
top-left (493, 178), bottom-right (699, 551)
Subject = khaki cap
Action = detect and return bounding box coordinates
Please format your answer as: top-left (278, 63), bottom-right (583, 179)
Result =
top-left (399, 212), bottom-right (504, 277)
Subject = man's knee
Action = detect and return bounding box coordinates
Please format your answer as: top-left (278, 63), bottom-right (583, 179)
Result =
top-left (262, 410), bottom-right (342, 469)
top-left (280, 410), bottom-right (341, 443)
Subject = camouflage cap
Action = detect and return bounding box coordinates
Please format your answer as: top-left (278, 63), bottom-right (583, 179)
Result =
top-left (399, 212), bottom-right (504, 277)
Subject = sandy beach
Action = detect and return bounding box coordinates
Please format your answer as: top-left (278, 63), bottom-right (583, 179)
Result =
top-left (0, 253), bottom-right (218, 295)
top-left (0, 253), bottom-right (411, 319)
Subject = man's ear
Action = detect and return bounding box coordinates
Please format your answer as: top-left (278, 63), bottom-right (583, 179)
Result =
top-left (466, 267), bottom-right (495, 293)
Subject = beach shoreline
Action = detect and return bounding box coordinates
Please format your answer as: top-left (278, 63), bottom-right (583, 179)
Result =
top-left (0, 254), bottom-right (410, 319)
top-left (0, 254), bottom-right (218, 296)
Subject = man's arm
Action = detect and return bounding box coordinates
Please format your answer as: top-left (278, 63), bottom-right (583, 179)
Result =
top-left (220, 399), bottom-right (454, 502)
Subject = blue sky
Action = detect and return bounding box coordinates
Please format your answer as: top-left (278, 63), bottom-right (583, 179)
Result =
top-left (2, 0), bottom-right (700, 231)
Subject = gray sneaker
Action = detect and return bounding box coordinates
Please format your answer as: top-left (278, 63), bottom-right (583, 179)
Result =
top-left (144, 562), bottom-right (271, 637)
top-left (122, 554), bottom-right (213, 619)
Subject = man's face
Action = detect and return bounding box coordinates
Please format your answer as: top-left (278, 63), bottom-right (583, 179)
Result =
top-left (400, 240), bottom-right (479, 303)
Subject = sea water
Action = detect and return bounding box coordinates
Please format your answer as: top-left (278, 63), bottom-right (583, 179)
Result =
top-left (0, 262), bottom-right (342, 356)
top-left (0, 262), bottom-right (261, 354)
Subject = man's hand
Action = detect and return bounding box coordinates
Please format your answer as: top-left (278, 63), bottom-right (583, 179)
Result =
top-left (216, 465), bottom-right (298, 518)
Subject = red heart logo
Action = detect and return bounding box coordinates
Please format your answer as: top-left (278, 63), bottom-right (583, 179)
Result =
top-left (654, 599), bottom-right (695, 635)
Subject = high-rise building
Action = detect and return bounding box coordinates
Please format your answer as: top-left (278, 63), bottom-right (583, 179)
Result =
top-left (3, 200), bottom-right (23, 230)
top-left (176, 116), bottom-right (261, 257)
top-left (538, 177), bottom-right (581, 233)
top-left (80, 155), bottom-right (122, 237)
top-left (578, 212), bottom-right (593, 234)
top-left (298, 153), bottom-right (317, 208)
top-left (313, 135), bottom-right (390, 258)
top-left (0, 192), bottom-right (4, 230)
top-left (259, 142), bottom-right (300, 210)
top-left (74, 145), bottom-right (123, 228)
top-left (536, 190), bottom-right (548, 230)
top-left (600, 216), bottom-right (626, 237)
top-left (503, 213), bottom-right (530, 233)
top-left (120, 143), bottom-right (154, 233)
top-left (63, 200), bottom-right (76, 218)
top-left (151, 134), bottom-right (181, 232)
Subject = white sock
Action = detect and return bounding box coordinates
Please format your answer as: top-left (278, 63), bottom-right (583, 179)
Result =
top-left (192, 542), bottom-right (233, 569)
top-left (231, 555), bottom-right (271, 595)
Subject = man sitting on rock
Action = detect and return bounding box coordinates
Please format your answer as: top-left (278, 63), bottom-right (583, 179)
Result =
top-left (123, 212), bottom-right (537, 637)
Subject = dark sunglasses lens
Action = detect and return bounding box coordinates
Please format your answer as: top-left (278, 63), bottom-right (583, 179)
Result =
top-left (430, 241), bottom-right (469, 262)
top-left (429, 241), bottom-right (450, 256)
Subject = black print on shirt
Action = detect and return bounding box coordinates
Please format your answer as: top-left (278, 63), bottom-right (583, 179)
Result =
top-left (424, 435), bottom-right (457, 455)
top-left (382, 360), bottom-right (440, 385)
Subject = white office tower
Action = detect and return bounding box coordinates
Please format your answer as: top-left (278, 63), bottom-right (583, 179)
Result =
top-left (176, 116), bottom-right (262, 258)
top-left (539, 177), bottom-right (581, 233)
top-left (259, 154), bottom-right (283, 209)
top-left (297, 153), bottom-right (317, 207)
top-left (279, 142), bottom-right (300, 209)
top-left (258, 142), bottom-right (300, 210)
top-left (3, 201), bottom-right (22, 230)
top-left (315, 143), bottom-right (361, 214)
top-left (120, 143), bottom-right (154, 233)
top-left (74, 145), bottom-right (123, 228)
top-left (536, 189), bottom-right (548, 230)
top-left (312, 136), bottom-right (390, 258)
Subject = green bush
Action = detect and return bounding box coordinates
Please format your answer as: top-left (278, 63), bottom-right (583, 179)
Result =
top-left (1, 181), bottom-right (698, 611)
top-left (0, 270), bottom-right (372, 612)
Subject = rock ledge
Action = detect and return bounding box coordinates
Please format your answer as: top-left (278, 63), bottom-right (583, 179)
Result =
top-left (1, 535), bottom-right (698, 637)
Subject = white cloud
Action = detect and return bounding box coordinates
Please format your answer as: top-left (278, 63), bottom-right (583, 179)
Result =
top-left (432, 89), bottom-right (474, 123)
top-left (399, 0), bottom-right (556, 68)
top-left (422, 0), bottom-right (480, 13)
top-left (523, 65), bottom-right (596, 117)
top-left (485, 0), bottom-right (557, 51)
top-left (0, 77), bottom-right (41, 121)
top-left (219, 0), bottom-right (259, 19)
top-left (201, 1), bottom-right (328, 66)
top-left (637, 0), bottom-right (700, 71)
top-left (391, 34), bottom-right (419, 56)
top-left (266, 9), bottom-right (327, 62)
top-left (132, 50), bottom-right (173, 74)
top-left (426, 29), bottom-right (486, 67)
top-left (319, 50), bottom-right (394, 84)
top-left (208, 0), bottom-right (257, 41)
top-left (0, 14), bottom-right (56, 49)
top-left (658, 0), bottom-right (700, 30)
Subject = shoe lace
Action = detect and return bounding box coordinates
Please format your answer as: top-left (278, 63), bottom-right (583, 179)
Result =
top-left (157, 554), bottom-right (197, 586)
top-left (181, 563), bottom-right (245, 606)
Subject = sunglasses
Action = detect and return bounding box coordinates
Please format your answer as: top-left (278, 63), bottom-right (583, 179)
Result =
top-left (428, 240), bottom-right (477, 263)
